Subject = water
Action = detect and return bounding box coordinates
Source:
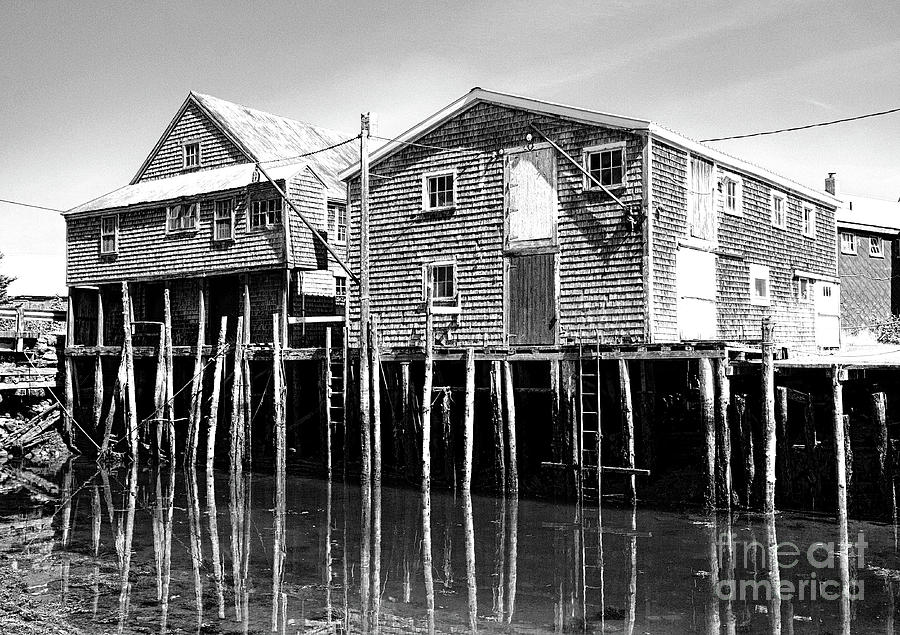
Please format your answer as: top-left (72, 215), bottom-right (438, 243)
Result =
top-left (1, 459), bottom-right (899, 634)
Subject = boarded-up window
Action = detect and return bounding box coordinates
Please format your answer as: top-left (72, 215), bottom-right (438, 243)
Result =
top-left (688, 156), bottom-right (716, 241)
top-left (505, 147), bottom-right (557, 248)
top-left (100, 215), bottom-right (118, 254)
top-left (214, 199), bottom-right (234, 241)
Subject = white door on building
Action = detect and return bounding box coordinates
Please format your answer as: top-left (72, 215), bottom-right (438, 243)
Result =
top-left (815, 281), bottom-right (841, 348)
top-left (677, 247), bottom-right (717, 340)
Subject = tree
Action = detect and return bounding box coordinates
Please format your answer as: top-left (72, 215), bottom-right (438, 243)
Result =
top-left (0, 251), bottom-right (15, 304)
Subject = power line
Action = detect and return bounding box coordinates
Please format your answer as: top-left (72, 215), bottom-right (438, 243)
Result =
top-left (701, 106), bottom-right (900, 142)
top-left (0, 198), bottom-right (66, 213)
top-left (369, 134), bottom-right (482, 155)
top-left (258, 134), bottom-right (361, 164)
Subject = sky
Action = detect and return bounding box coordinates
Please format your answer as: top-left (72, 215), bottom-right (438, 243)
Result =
top-left (1, 0), bottom-right (899, 295)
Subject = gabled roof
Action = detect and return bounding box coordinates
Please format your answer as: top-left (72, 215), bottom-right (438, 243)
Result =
top-left (129, 91), bottom-right (357, 198)
top-left (338, 87), bottom-right (840, 207)
top-left (66, 161), bottom-right (309, 216)
top-left (837, 195), bottom-right (900, 235)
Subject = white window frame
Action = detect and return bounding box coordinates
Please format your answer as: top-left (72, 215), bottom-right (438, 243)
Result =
top-left (422, 260), bottom-right (460, 312)
top-left (249, 197), bottom-right (283, 229)
top-left (749, 263), bottom-right (771, 306)
top-left (583, 141), bottom-right (627, 191)
top-left (213, 198), bottom-right (235, 242)
top-left (795, 276), bottom-right (814, 302)
top-left (840, 232), bottom-right (856, 254)
top-left (870, 237), bottom-right (885, 258)
top-left (330, 202), bottom-right (347, 243)
top-left (166, 202), bottom-right (199, 233)
top-left (802, 205), bottom-right (816, 238)
top-left (719, 173), bottom-right (743, 216)
top-left (335, 275), bottom-right (347, 301)
top-left (770, 191), bottom-right (788, 230)
top-left (422, 170), bottom-right (457, 211)
top-left (182, 141), bottom-right (201, 169)
top-left (100, 214), bottom-right (118, 254)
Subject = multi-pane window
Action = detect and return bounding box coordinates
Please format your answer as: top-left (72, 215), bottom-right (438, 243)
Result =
top-left (425, 262), bottom-right (456, 302)
top-left (335, 276), bottom-right (347, 301)
top-left (214, 199), bottom-right (234, 241)
top-left (585, 145), bottom-right (625, 189)
top-left (183, 142), bottom-right (200, 168)
top-left (771, 192), bottom-right (787, 229)
top-left (250, 198), bottom-right (282, 228)
top-left (796, 277), bottom-right (813, 301)
top-left (720, 176), bottom-right (742, 215)
top-left (840, 232), bottom-right (856, 254)
top-left (167, 203), bottom-right (198, 232)
top-left (330, 203), bottom-right (347, 242)
top-left (100, 215), bottom-right (118, 254)
top-left (749, 264), bottom-right (770, 306)
top-left (802, 206), bottom-right (816, 237)
top-left (424, 172), bottom-right (455, 210)
top-left (870, 237), bottom-right (884, 258)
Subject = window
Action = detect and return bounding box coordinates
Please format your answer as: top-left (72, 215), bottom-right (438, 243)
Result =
top-left (802, 205), bottom-right (816, 238)
top-left (795, 276), bottom-right (813, 302)
top-left (749, 264), bottom-right (770, 306)
top-left (335, 276), bottom-right (347, 301)
top-left (870, 237), bottom-right (884, 258)
top-left (423, 262), bottom-right (457, 304)
top-left (330, 202), bottom-right (347, 242)
top-left (167, 203), bottom-right (198, 232)
top-left (822, 284), bottom-right (833, 298)
top-left (584, 143), bottom-right (625, 190)
top-left (100, 215), bottom-right (118, 254)
top-left (423, 172), bottom-right (455, 210)
top-left (688, 156), bottom-right (715, 240)
top-left (213, 199), bottom-right (234, 241)
top-left (719, 175), bottom-right (742, 216)
top-left (771, 192), bottom-right (787, 229)
top-left (183, 142), bottom-right (200, 168)
top-left (250, 198), bottom-right (282, 228)
top-left (840, 232), bottom-right (856, 254)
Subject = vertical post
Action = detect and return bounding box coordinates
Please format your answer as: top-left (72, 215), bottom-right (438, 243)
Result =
top-left (619, 359), bottom-right (636, 506)
top-left (121, 282), bottom-right (138, 461)
top-left (93, 290), bottom-right (105, 434)
top-left (761, 317), bottom-right (776, 515)
top-left (735, 394), bottom-right (754, 508)
top-left (163, 286), bottom-right (175, 459)
top-left (400, 361), bottom-right (413, 478)
top-left (776, 386), bottom-right (790, 504)
top-left (873, 391), bottom-right (895, 521)
top-left (463, 348), bottom-right (475, 493)
top-left (273, 315), bottom-right (285, 474)
top-left (359, 113), bottom-right (372, 492)
top-left (638, 361), bottom-right (655, 474)
top-left (14, 304), bottom-right (24, 352)
top-left (230, 317), bottom-right (245, 469)
top-left (63, 290), bottom-right (75, 444)
top-left (324, 327), bottom-right (333, 480)
top-left (281, 271), bottom-right (289, 349)
top-left (421, 290), bottom-right (436, 635)
top-left (491, 361), bottom-right (506, 493)
top-left (242, 278), bottom-right (250, 344)
top-left (206, 317), bottom-right (228, 472)
top-left (831, 365), bottom-right (851, 630)
top-left (187, 283), bottom-right (206, 465)
top-left (715, 358), bottom-right (732, 510)
top-left (550, 360), bottom-right (561, 462)
top-left (698, 357), bottom-right (716, 511)
top-left (371, 316), bottom-right (382, 487)
top-left (503, 361), bottom-right (518, 495)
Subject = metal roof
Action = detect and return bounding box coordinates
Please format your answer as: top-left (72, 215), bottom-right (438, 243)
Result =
top-left (338, 87), bottom-right (840, 207)
top-left (837, 195), bottom-right (900, 234)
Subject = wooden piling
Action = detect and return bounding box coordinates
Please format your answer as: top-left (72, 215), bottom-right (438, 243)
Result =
top-left (371, 316), bottom-right (382, 486)
top-left (440, 388), bottom-right (454, 489)
top-left (761, 317), bottom-right (776, 514)
top-left (619, 359), bottom-right (636, 505)
top-left (491, 361), bottom-right (506, 493)
top-left (503, 361), bottom-right (518, 495)
top-left (64, 291), bottom-right (75, 445)
top-left (187, 283), bottom-right (206, 465)
top-left (776, 386), bottom-right (791, 504)
top-left (163, 287), bottom-right (175, 459)
top-left (121, 282), bottom-right (138, 461)
top-left (400, 361), bottom-right (413, 478)
top-left (230, 316), bottom-right (245, 469)
top-left (463, 348), bottom-right (475, 493)
top-left (92, 290), bottom-right (104, 434)
top-left (206, 317), bottom-right (228, 472)
top-left (421, 291), bottom-right (436, 635)
top-left (735, 394), bottom-right (753, 508)
top-left (324, 327), bottom-right (333, 479)
top-left (153, 322), bottom-right (166, 457)
top-left (832, 366), bottom-right (849, 529)
top-left (715, 358), bottom-right (732, 509)
top-left (873, 391), bottom-right (895, 520)
top-left (698, 358), bottom-right (715, 511)
top-left (638, 361), bottom-right (655, 474)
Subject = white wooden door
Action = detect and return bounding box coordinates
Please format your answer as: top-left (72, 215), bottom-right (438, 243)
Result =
top-left (815, 281), bottom-right (840, 348)
top-left (677, 247), bottom-right (717, 340)
top-left (504, 146), bottom-right (557, 250)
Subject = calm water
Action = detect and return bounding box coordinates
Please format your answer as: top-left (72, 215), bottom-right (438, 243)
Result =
top-left (1, 459), bottom-right (899, 634)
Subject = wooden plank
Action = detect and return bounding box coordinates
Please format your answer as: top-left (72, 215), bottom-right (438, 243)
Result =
top-left (287, 315), bottom-right (346, 325)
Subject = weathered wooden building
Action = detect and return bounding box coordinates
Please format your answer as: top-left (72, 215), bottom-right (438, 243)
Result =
top-left (63, 92), bottom-right (356, 455)
top-left (341, 89), bottom-right (841, 352)
top-left (832, 176), bottom-right (900, 343)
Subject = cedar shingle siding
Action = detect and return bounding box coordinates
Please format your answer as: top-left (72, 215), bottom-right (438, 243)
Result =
top-left (839, 232), bottom-right (897, 334)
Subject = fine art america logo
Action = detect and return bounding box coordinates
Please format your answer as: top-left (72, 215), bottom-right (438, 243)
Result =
top-left (714, 532), bottom-right (866, 602)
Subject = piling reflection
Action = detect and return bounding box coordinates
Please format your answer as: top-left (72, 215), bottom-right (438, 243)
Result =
top-left (463, 490), bottom-right (477, 633)
top-left (206, 465), bottom-right (226, 619)
top-left (117, 461), bottom-right (137, 635)
top-left (185, 466), bottom-right (203, 632)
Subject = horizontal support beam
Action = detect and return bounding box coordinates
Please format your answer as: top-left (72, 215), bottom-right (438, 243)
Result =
top-left (287, 315), bottom-right (346, 325)
top-left (0, 381), bottom-right (56, 391)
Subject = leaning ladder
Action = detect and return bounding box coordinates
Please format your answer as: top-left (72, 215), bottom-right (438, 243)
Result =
top-left (324, 326), bottom-right (347, 477)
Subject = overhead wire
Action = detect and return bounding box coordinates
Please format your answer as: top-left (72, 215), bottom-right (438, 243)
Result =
top-left (701, 106), bottom-right (900, 142)
top-left (0, 198), bottom-right (67, 213)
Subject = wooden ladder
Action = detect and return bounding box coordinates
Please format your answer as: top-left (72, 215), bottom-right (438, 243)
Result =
top-left (577, 334), bottom-right (602, 504)
top-left (324, 326), bottom-right (348, 473)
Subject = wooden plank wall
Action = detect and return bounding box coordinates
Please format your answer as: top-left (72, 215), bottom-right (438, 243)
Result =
top-left (287, 169), bottom-right (331, 269)
top-left (347, 101), bottom-right (645, 349)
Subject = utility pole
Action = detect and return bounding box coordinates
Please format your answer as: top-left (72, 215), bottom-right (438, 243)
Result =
top-left (359, 113), bottom-right (372, 492)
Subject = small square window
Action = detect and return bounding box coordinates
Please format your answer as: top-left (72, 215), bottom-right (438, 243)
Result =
top-left (840, 232), bottom-right (856, 254)
top-left (584, 144), bottom-right (626, 190)
top-left (183, 142), bottom-right (200, 168)
top-left (424, 173), bottom-right (455, 210)
top-left (167, 203), bottom-right (198, 232)
top-left (335, 276), bottom-right (347, 301)
top-left (100, 215), bottom-right (118, 254)
top-left (802, 205), bottom-right (816, 238)
top-left (870, 237), bottom-right (884, 258)
top-left (749, 264), bottom-right (770, 306)
top-left (250, 198), bottom-right (282, 228)
top-left (771, 192), bottom-right (787, 229)
top-left (423, 262), bottom-right (457, 305)
top-left (213, 199), bottom-right (234, 241)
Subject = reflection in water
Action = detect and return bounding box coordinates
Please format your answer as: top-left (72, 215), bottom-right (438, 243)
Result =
top-left (5, 460), bottom-right (900, 634)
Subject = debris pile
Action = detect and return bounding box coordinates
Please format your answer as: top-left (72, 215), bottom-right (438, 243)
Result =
top-left (0, 398), bottom-right (70, 466)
